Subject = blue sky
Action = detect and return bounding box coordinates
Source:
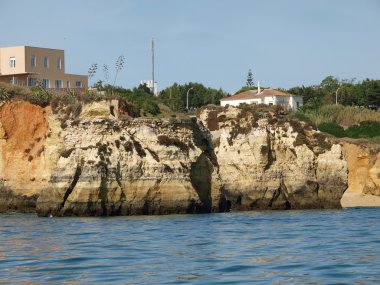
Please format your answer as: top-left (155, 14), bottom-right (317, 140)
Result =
top-left (1, 0), bottom-right (379, 93)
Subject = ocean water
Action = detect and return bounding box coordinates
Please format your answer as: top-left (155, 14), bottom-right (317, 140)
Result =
top-left (0, 208), bottom-right (380, 284)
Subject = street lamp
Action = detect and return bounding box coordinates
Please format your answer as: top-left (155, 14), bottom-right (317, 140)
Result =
top-left (335, 84), bottom-right (341, 105)
top-left (186, 87), bottom-right (193, 111)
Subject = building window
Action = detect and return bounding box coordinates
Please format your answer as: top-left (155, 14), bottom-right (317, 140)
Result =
top-left (10, 57), bottom-right (16, 68)
top-left (75, 81), bottom-right (82, 88)
top-left (44, 57), bottom-right (49, 68)
top-left (42, 79), bottom-right (50, 88)
top-left (55, 80), bottom-right (62, 88)
top-left (28, 77), bottom-right (37, 87)
top-left (67, 81), bottom-right (71, 88)
top-left (296, 102), bottom-right (300, 108)
top-left (56, 58), bottom-right (62, 69)
top-left (31, 55), bottom-right (36, 67)
top-left (9, 77), bottom-right (19, 85)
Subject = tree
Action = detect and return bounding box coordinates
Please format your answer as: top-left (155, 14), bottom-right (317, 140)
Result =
top-left (320, 75), bottom-right (340, 93)
top-left (113, 85), bottom-right (161, 116)
top-left (246, 69), bottom-right (254, 87)
top-left (289, 77), bottom-right (380, 108)
top-left (158, 82), bottom-right (228, 112)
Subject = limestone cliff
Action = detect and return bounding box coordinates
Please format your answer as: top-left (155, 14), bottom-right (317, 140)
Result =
top-left (340, 140), bottom-right (380, 207)
top-left (37, 117), bottom-right (221, 217)
top-left (0, 101), bottom-right (352, 216)
top-left (198, 105), bottom-right (347, 210)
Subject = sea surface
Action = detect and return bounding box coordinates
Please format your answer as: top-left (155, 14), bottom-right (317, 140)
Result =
top-left (0, 208), bottom-right (380, 284)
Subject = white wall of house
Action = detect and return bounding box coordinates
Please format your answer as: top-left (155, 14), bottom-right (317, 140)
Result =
top-left (220, 94), bottom-right (303, 110)
top-left (289, 95), bottom-right (303, 110)
top-left (263, 96), bottom-right (275, 105)
top-left (220, 98), bottom-right (262, 107)
top-left (275, 96), bottom-right (289, 105)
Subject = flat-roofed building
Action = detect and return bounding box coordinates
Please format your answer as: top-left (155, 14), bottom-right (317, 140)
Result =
top-left (0, 46), bottom-right (87, 89)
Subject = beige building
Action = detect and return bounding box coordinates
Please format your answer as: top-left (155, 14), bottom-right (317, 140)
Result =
top-left (0, 46), bottom-right (88, 89)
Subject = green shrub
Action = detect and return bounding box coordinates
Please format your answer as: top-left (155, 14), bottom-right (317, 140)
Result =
top-left (318, 122), bottom-right (346, 138)
top-left (293, 111), bottom-right (312, 123)
top-left (317, 120), bottom-right (380, 140)
top-left (0, 87), bottom-right (11, 102)
top-left (141, 100), bottom-right (160, 116)
top-left (346, 121), bottom-right (380, 138)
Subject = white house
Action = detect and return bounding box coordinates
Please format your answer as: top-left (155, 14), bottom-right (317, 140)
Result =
top-left (221, 85), bottom-right (303, 111)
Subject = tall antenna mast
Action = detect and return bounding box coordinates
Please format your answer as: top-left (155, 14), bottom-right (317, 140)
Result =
top-left (151, 38), bottom-right (155, 95)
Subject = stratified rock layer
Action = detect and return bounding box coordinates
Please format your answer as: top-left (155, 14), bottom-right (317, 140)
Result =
top-left (0, 101), bottom-right (353, 216)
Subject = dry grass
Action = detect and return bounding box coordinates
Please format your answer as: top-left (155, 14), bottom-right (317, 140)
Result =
top-left (308, 105), bottom-right (380, 127)
top-left (0, 82), bottom-right (33, 98)
top-left (368, 136), bottom-right (380, 145)
top-left (155, 103), bottom-right (190, 120)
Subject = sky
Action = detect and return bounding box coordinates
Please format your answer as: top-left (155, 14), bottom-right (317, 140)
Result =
top-left (1, 0), bottom-right (380, 93)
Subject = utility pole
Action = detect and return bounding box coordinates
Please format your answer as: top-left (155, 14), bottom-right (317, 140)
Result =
top-left (335, 85), bottom-right (341, 105)
top-left (186, 87), bottom-right (193, 111)
top-left (151, 38), bottom-right (155, 95)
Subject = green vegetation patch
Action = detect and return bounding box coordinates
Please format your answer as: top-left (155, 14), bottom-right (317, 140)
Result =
top-left (345, 121), bottom-right (380, 138)
top-left (318, 122), bottom-right (346, 138)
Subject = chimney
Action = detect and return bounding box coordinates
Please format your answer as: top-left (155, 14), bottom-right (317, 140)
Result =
top-left (258, 81), bottom-right (261, 94)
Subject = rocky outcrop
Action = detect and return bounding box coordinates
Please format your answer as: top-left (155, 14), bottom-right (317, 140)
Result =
top-left (340, 140), bottom-right (380, 207)
top-left (198, 105), bottom-right (347, 210)
top-left (36, 115), bottom-right (221, 216)
top-left (0, 101), bottom-right (351, 216)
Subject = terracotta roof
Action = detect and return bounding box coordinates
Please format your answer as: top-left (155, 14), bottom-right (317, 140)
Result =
top-left (220, 89), bottom-right (259, 101)
top-left (256, 88), bottom-right (292, 97)
top-left (221, 88), bottom-right (295, 101)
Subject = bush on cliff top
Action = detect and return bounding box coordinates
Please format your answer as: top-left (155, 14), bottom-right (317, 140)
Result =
top-left (294, 104), bottom-right (380, 127)
top-left (316, 121), bottom-right (380, 139)
top-left (0, 82), bottom-right (51, 107)
top-left (345, 121), bottom-right (380, 138)
top-left (317, 122), bottom-right (346, 138)
top-left (293, 104), bottom-right (380, 143)
top-left (0, 83), bottom-right (159, 118)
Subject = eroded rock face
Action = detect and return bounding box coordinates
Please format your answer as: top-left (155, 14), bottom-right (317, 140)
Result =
top-left (36, 114), bottom-right (221, 216)
top-left (340, 141), bottom-right (380, 207)
top-left (0, 101), bottom-right (351, 216)
top-left (0, 101), bottom-right (53, 212)
top-left (198, 105), bottom-right (348, 210)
